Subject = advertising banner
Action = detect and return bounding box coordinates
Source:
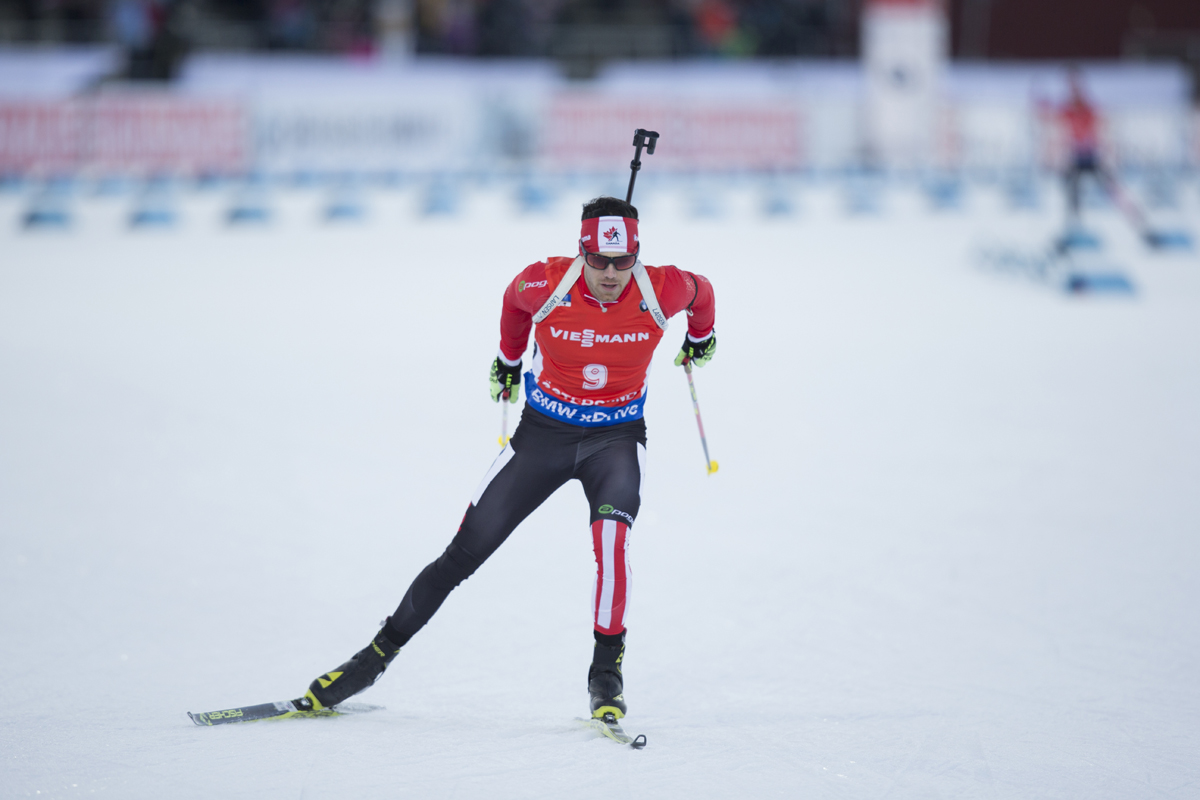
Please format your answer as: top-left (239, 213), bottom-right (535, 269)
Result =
top-left (0, 101), bottom-right (81, 173)
top-left (0, 96), bottom-right (247, 174)
top-left (89, 96), bottom-right (246, 173)
top-left (251, 94), bottom-right (478, 173)
top-left (542, 94), bottom-right (803, 171)
top-left (1, 53), bottom-right (1194, 175)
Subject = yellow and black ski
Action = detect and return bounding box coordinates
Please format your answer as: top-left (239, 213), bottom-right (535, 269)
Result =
top-left (583, 712), bottom-right (647, 749)
top-left (188, 697), bottom-right (381, 726)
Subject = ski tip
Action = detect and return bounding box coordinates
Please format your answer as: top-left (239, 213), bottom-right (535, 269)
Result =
top-left (631, 734), bottom-right (647, 749)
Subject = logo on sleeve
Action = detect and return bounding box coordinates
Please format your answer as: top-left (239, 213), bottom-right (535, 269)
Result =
top-left (518, 279), bottom-right (548, 292)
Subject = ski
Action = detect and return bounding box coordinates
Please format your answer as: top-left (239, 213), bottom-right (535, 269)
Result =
top-left (582, 712), bottom-right (647, 749)
top-left (188, 698), bottom-right (382, 726)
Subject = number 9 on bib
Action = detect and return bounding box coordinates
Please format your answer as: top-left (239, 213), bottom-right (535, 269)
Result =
top-left (583, 364), bottom-right (608, 391)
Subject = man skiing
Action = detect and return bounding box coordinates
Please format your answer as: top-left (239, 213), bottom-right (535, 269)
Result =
top-left (1057, 68), bottom-right (1106, 228)
top-left (303, 196), bottom-right (716, 722)
top-left (1042, 67), bottom-right (1164, 248)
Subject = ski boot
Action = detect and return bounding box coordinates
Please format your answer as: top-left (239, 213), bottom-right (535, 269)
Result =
top-left (304, 625), bottom-right (402, 710)
top-left (588, 632), bottom-right (626, 720)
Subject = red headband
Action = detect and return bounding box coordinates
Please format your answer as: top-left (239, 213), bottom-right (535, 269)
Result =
top-left (580, 216), bottom-right (639, 254)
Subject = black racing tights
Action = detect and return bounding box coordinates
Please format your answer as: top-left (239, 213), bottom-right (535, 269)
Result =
top-left (383, 406), bottom-right (646, 646)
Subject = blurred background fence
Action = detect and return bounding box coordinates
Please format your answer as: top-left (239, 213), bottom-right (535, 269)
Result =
top-left (1, 0), bottom-right (1199, 178)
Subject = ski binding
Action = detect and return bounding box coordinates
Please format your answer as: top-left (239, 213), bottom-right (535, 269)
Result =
top-left (584, 712), bottom-right (647, 749)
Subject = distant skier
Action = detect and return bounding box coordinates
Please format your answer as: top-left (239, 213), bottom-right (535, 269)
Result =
top-left (1044, 68), bottom-right (1165, 248)
top-left (1057, 69), bottom-right (1108, 228)
top-left (303, 196), bottom-right (716, 722)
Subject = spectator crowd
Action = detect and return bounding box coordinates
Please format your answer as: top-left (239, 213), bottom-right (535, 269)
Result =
top-left (0, 0), bottom-right (847, 61)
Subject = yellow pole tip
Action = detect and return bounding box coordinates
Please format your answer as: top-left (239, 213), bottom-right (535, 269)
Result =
top-left (708, 460), bottom-right (719, 474)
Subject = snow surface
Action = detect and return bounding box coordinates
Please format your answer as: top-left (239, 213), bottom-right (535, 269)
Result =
top-left (2, 177), bottom-right (1199, 798)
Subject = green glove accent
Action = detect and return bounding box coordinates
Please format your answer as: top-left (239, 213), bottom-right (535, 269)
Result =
top-left (490, 357), bottom-right (522, 404)
top-left (674, 333), bottom-right (716, 368)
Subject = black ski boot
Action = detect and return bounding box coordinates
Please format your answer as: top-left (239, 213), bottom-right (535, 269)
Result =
top-left (588, 632), bottom-right (627, 720)
top-left (304, 625), bottom-right (402, 710)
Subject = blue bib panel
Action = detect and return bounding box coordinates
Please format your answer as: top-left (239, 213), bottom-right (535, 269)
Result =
top-left (523, 371), bottom-right (646, 428)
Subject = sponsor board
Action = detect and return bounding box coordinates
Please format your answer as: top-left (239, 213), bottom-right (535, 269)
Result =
top-left (251, 94), bottom-right (476, 172)
top-left (0, 54), bottom-right (1193, 176)
top-left (543, 96), bottom-right (804, 171)
top-left (0, 96), bottom-right (247, 173)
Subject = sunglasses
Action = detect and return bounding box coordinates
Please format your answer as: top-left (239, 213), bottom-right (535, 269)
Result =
top-left (581, 244), bottom-right (639, 271)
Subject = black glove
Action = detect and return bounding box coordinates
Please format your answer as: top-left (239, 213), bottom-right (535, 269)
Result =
top-left (674, 333), bottom-right (716, 367)
top-left (489, 357), bottom-right (522, 403)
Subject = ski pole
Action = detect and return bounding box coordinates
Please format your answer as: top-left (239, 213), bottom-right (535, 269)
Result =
top-left (626, 129), bottom-right (659, 204)
top-left (1097, 172), bottom-right (1177, 247)
top-left (1098, 172), bottom-right (1151, 236)
top-left (683, 361), bottom-right (718, 475)
top-left (499, 390), bottom-right (510, 448)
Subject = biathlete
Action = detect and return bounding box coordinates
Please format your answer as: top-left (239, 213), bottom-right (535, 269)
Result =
top-left (303, 196), bottom-right (716, 721)
top-left (1058, 70), bottom-right (1109, 227)
top-left (1047, 68), bottom-right (1159, 245)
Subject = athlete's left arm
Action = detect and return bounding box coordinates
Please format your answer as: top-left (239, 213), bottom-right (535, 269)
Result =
top-left (658, 265), bottom-right (715, 340)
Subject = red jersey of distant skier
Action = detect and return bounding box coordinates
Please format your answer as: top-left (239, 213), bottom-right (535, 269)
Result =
top-left (499, 256), bottom-right (715, 427)
top-left (1060, 96), bottom-right (1099, 156)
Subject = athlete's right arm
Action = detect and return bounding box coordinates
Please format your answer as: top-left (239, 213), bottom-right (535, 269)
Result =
top-left (498, 262), bottom-right (552, 363)
top-left (492, 262), bottom-right (558, 401)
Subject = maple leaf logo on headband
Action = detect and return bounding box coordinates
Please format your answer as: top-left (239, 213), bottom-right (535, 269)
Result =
top-left (603, 227), bottom-right (621, 244)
